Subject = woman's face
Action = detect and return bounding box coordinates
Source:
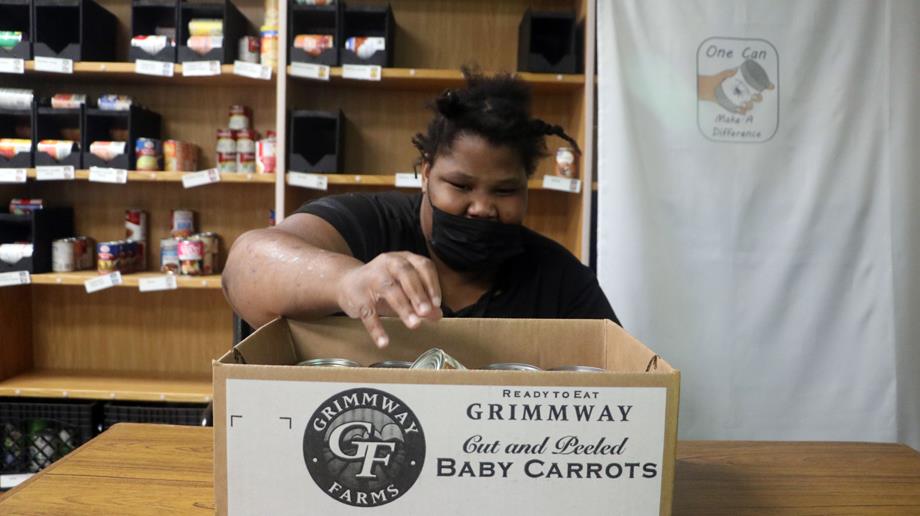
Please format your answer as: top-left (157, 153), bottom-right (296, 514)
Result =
top-left (420, 132), bottom-right (528, 240)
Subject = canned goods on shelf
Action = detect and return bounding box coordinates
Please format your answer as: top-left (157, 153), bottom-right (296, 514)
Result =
top-left (171, 209), bottom-right (196, 239)
top-left (97, 95), bottom-right (133, 111)
top-left (297, 358), bottom-right (360, 368)
top-left (50, 93), bottom-right (86, 109)
top-left (238, 36), bottom-right (260, 63)
top-left (235, 129), bottom-right (255, 153)
top-left (164, 140), bottom-right (198, 172)
top-left (188, 19), bottom-right (223, 37)
top-left (9, 198), bottom-right (43, 215)
top-left (555, 147), bottom-right (578, 179)
top-left (216, 128), bottom-right (235, 153)
top-left (547, 365), bottom-right (606, 372)
top-left (135, 138), bottom-right (163, 172)
top-left (193, 232), bottom-right (220, 274)
top-left (260, 25), bottom-right (278, 68)
top-left (237, 152), bottom-right (256, 173)
top-left (483, 363), bottom-right (543, 372)
top-left (369, 360), bottom-right (413, 368)
top-left (76, 236), bottom-right (93, 270)
top-left (124, 208), bottom-right (147, 242)
top-left (228, 105), bottom-right (251, 131)
top-left (411, 348), bottom-right (466, 370)
top-left (96, 241), bottom-right (122, 274)
top-left (160, 237), bottom-right (179, 273)
top-left (52, 238), bottom-right (76, 272)
top-left (178, 238), bottom-right (204, 276)
top-left (217, 152), bottom-right (237, 173)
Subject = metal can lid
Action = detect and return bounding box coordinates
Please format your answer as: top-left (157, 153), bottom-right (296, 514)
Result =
top-left (547, 365), bottom-right (606, 373)
top-left (411, 348), bottom-right (466, 370)
top-left (483, 363), bottom-right (542, 372)
top-left (297, 358), bottom-right (360, 368)
top-left (369, 360), bottom-right (413, 369)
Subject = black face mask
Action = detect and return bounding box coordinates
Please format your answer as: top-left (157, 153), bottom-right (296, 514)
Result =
top-left (427, 194), bottom-right (524, 272)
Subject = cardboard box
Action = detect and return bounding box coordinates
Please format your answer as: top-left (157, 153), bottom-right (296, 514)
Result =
top-left (214, 317), bottom-right (680, 516)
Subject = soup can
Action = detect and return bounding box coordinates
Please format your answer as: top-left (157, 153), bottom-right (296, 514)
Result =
top-left (411, 348), bottom-right (466, 370)
top-left (160, 237), bottom-right (179, 273)
top-left (297, 358), bottom-right (360, 368)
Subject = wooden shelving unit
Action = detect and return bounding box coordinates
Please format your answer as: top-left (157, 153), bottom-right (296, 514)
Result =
top-left (0, 0), bottom-right (596, 404)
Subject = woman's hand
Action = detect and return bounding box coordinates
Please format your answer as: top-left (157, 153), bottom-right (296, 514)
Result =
top-left (337, 251), bottom-right (443, 347)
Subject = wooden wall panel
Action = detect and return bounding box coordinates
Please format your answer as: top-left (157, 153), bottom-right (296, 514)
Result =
top-left (0, 285), bottom-right (33, 380)
top-left (31, 286), bottom-right (231, 376)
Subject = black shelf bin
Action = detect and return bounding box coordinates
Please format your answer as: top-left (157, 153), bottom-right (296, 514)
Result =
top-left (288, 109), bottom-right (343, 173)
top-left (0, 398), bottom-right (98, 483)
top-left (129, 0), bottom-right (180, 63)
top-left (340, 3), bottom-right (393, 67)
top-left (0, 103), bottom-right (34, 168)
top-left (35, 104), bottom-right (83, 169)
top-left (0, 0), bottom-right (32, 59)
top-left (288, 2), bottom-right (341, 66)
top-left (102, 401), bottom-right (209, 430)
top-left (517, 9), bottom-right (580, 74)
top-left (177, 0), bottom-right (246, 64)
top-left (83, 105), bottom-right (161, 170)
top-left (32, 0), bottom-right (117, 62)
top-left (0, 207), bottom-right (75, 273)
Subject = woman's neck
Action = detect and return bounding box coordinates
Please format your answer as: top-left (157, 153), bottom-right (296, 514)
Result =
top-left (425, 241), bottom-right (494, 312)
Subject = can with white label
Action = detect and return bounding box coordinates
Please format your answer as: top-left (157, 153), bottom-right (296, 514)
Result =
top-left (52, 238), bottom-right (76, 272)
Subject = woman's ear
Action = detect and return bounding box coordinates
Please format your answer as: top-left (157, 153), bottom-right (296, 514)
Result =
top-left (420, 161), bottom-right (431, 193)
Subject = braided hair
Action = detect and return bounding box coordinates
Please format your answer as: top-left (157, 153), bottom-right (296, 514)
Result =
top-left (412, 67), bottom-right (580, 177)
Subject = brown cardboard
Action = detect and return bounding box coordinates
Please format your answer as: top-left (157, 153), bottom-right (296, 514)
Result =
top-left (214, 317), bottom-right (679, 515)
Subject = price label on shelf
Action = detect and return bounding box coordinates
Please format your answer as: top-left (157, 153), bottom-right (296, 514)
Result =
top-left (233, 60), bottom-right (272, 80)
top-left (342, 64), bottom-right (382, 81)
top-left (0, 473), bottom-right (33, 489)
top-left (290, 62), bottom-right (330, 81)
top-left (182, 168), bottom-right (221, 188)
top-left (138, 274), bottom-right (178, 292)
top-left (394, 173), bottom-right (422, 188)
top-left (0, 58), bottom-right (25, 74)
top-left (288, 171), bottom-right (328, 191)
top-left (34, 56), bottom-right (74, 74)
top-left (89, 167), bottom-right (128, 184)
top-left (182, 60), bottom-right (222, 77)
top-left (0, 271), bottom-right (31, 288)
top-left (542, 175), bottom-right (582, 194)
top-left (0, 168), bottom-right (27, 183)
top-left (36, 165), bottom-right (76, 181)
top-left (135, 59), bottom-right (175, 77)
top-left (85, 271), bottom-right (123, 293)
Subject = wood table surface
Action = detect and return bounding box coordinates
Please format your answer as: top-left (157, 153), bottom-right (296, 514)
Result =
top-left (1, 423), bottom-right (919, 515)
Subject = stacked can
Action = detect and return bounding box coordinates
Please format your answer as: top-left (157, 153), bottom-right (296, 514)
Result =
top-left (217, 105), bottom-right (256, 173)
top-left (160, 237), bottom-right (179, 273)
top-left (164, 140), bottom-right (199, 172)
top-left (256, 131), bottom-right (276, 174)
top-left (135, 138), bottom-right (163, 172)
top-left (125, 209), bottom-right (147, 271)
top-left (216, 129), bottom-right (236, 172)
top-left (96, 240), bottom-right (141, 274)
top-left (171, 209), bottom-right (195, 238)
top-left (235, 129), bottom-right (256, 173)
top-left (52, 237), bottom-right (94, 272)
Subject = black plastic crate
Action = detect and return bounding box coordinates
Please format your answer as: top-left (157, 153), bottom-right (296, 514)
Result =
top-left (32, 0), bottom-right (117, 61)
top-left (288, 109), bottom-right (343, 173)
top-left (177, 0), bottom-right (246, 64)
top-left (517, 9), bottom-right (581, 74)
top-left (0, 398), bottom-right (99, 479)
top-left (0, 102), bottom-right (35, 168)
top-left (129, 0), bottom-right (180, 63)
top-left (288, 2), bottom-right (341, 66)
top-left (82, 105), bottom-right (161, 170)
top-left (0, 207), bottom-right (75, 273)
top-left (340, 3), bottom-right (394, 67)
top-left (102, 402), bottom-right (208, 429)
top-left (0, 0), bottom-right (32, 59)
top-left (35, 104), bottom-right (83, 169)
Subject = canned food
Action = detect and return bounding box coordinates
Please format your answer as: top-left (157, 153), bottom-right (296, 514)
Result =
top-left (36, 140), bottom-right (77, 161)
top-left (293, 34), bottom-right (334, 56)
top-left (52, 239), bottom-right (76, 272)
top-left (411, 348), bottom-right (466, 370)
top-left (238, 36), bottom-right (260, 63)
top-left (164, 140), bottom-right (198, 172)
top-left (235, 129), bottom-right (255, 153)
top-left (260, 25), bottom-right (278, 67)
top-left (256, 132), bottom-right (276, 174)
top-left (187, 35), bottom-right (223, 55)
top-left (188, 19), bottom-right (223, 37)
top-left (131, 35), bottom-right (175, 55)
top-left (483, 363), bottom-right (543, 372)
top-left (171, 209), bottom-right (195, 238)
top-left (216, 128), bottom-right (235, 153)
top-left (555, 147), bottom-right (577, 179)
top-left (178, 238), bottom-right (204, 276)
top-left (9, 198), bottom-right (42, 215)
top-left (50, 93), bottom-right (86, 109)
top-left (76, 236), bottom-right (93, 270)
top-left (217, 152), bottom-right (237, 173)
top-left (97, 95), bottom-right (133, 111)
top-left (369, 360), bottom-right (413, 368)
top-left (344, 36), bottom-right (386, 60)
top-left (160, 237), bottom-right (179, 273)
top-left (194, 232), bottom-right (220, 274)
top-left (125, 209), bottom-right (147, 242)
top-left (123, 240), bottom-right (141, 272)
top-left (0, 88), bottom-right (33, 110)
top-left (96, 241), bottom-right (122, 274)
top-left (297, 358), bottom-right (360, 367)
top-left (237, 152), bottom-right (256, 173)
top-left (0, 138), bottom-right (32, 159)
top-left (89, 141), bottom-right (126, 161)
top-left (548, 366), bottom-right (606, 372)
top-left (228, 105), bottom-right (251, 131)
top-left (0, 31), bottom-right (22, 49)
top-left (135, 138), bottom-right (162, 171)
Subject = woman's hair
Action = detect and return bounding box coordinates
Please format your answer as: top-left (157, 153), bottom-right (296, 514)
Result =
top-left (412, 67), bottom-right (580, 177)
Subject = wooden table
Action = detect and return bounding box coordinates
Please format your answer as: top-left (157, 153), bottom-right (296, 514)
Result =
top-left (2, 423), bottom-right (919, 515)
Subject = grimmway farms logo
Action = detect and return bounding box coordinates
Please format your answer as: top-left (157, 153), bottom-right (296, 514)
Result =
top-left (304, 388), bottom-right (425, 507)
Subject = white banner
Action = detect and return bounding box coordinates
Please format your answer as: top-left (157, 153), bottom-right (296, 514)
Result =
top-left (597, 0), bottom-right (920, 449)
top-left (226, 380), bottom-right (667, 515)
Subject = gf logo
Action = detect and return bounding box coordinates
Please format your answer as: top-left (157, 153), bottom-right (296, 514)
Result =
top-left (304, 388), bottom-right (426, 507)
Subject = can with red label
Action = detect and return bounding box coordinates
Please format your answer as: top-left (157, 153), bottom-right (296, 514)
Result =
top-left (178, 238), bottom-right (204, 276)
top-left (194, 232), bottom-right (220, 274)
top-left (125, 209), bottom-right (147, 242)
top-left (75, 236), bottom-right (93, 270)
top-left (171, 209), bottom-right (195, 238)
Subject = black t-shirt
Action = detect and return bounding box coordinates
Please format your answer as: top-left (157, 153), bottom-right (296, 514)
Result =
top-left (296, 192), bottom-right (619, 324)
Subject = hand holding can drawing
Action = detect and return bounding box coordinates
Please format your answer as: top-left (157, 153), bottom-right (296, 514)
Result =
top-left (698, 59), bottom-right (774, 114)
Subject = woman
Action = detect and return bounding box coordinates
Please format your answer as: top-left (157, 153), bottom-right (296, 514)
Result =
top-left (223, 70), bottom-right (618, 347)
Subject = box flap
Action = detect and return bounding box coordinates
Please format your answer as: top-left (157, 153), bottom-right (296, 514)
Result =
top-left (604, 320), bottom-right (675, 373)
top-left (220, 318), bottom-right (296, 366)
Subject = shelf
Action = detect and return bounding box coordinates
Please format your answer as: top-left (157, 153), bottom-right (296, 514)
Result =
top-left (31, 271), bottom-right (222, 289)
top-left (23, 169), bottom-right (276, 184)
top-left (20, 61), bottom-right (275, 85)
top-left (0, 370), bottom-right (211, 403)
top-left (286, 173), bottom-right (590, 191)
top-left (289, 66), bottom-right (585, 92)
